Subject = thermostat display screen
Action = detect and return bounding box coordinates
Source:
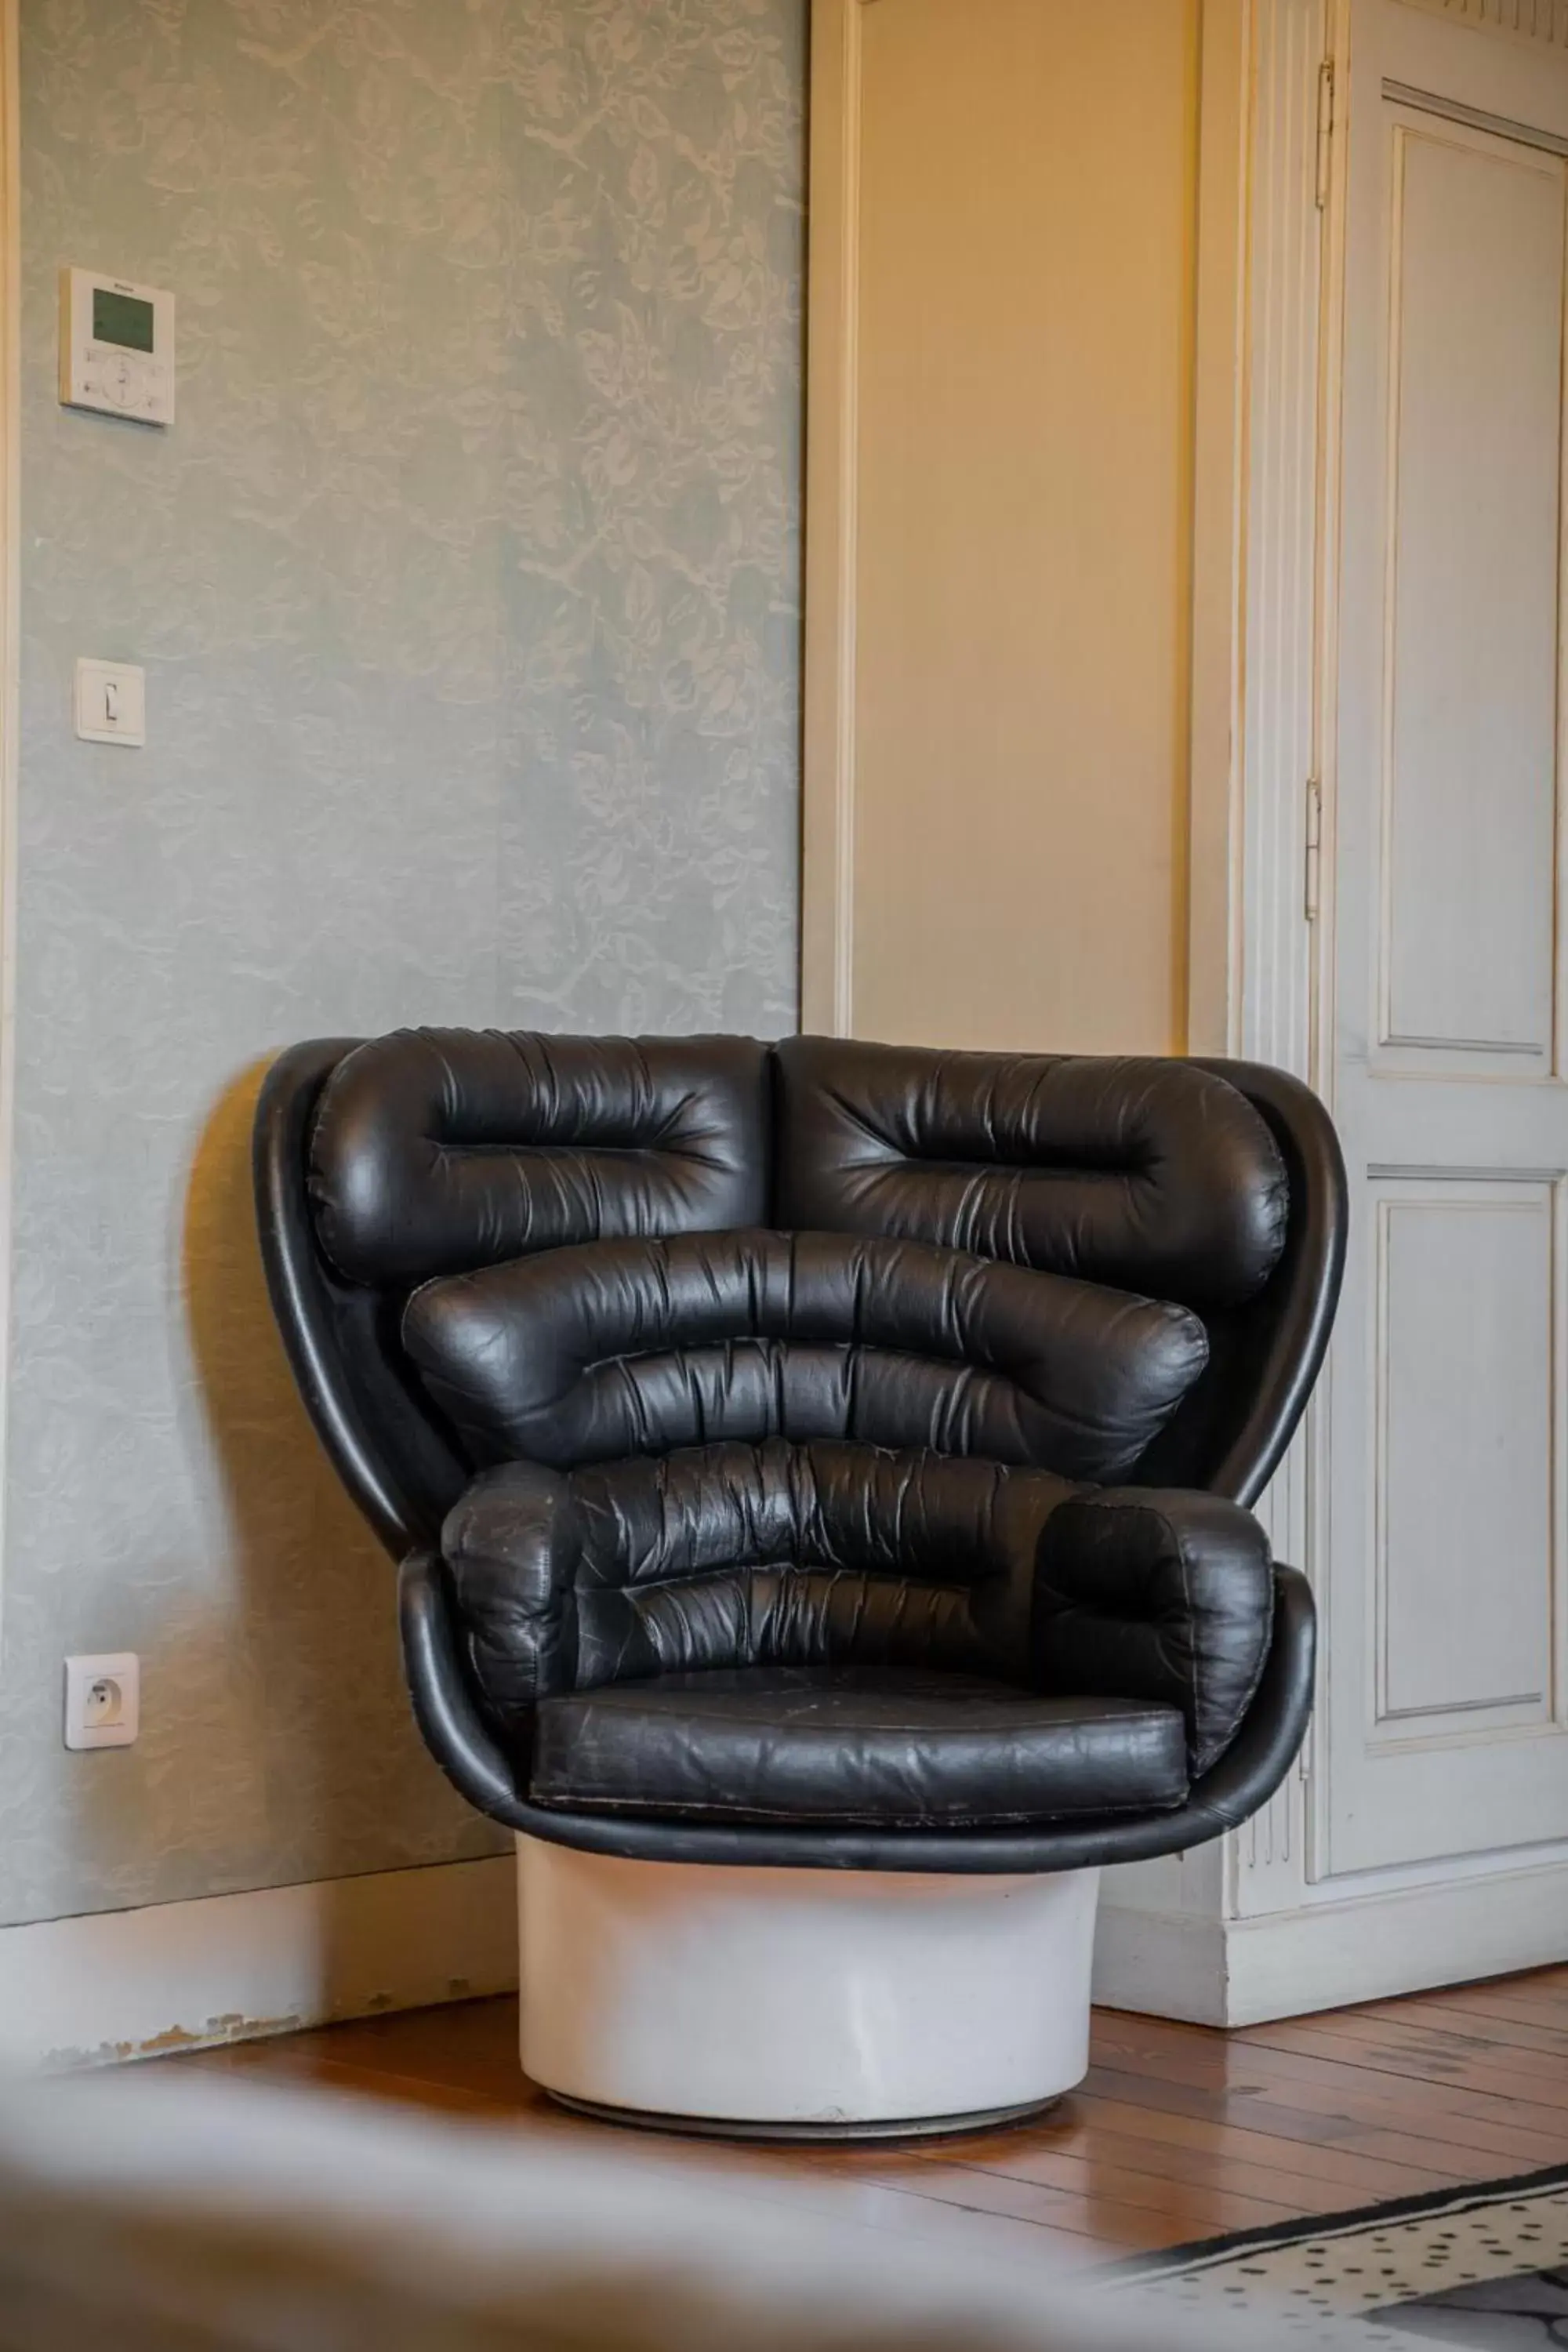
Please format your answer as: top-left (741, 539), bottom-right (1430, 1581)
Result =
top-left (93, 288), bottom-right (154, 353)
top-left (62, 267), bottom-right (174, 426)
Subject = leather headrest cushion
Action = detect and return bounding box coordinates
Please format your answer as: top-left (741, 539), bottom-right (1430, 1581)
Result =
top-left (775, 1037), bottom-right (1289, 1310)
top-left (307, 1029), bottom-right (770, 1287)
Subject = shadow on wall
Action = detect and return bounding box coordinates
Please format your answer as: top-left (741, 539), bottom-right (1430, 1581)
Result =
top-left (179, 1060), bottom-right (505, 2009)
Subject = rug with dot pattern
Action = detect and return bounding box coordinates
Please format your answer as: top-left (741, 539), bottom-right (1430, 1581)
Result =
top-left (1097, 2165), bottom-right (1568, 2345)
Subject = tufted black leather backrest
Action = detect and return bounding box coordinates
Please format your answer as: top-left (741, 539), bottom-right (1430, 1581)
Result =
top-left (254, 1029), bottom-right (1345, 1557)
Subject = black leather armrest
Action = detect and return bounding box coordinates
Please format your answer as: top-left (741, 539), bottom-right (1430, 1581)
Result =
top-left (1034, 1488), bottom-right (1273, 1774)
top-left (439, 1464), bottom-right (583, 1732)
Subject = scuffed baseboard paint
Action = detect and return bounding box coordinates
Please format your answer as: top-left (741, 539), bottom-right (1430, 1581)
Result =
top-left (0, 1853), bottom-right (517, 2070)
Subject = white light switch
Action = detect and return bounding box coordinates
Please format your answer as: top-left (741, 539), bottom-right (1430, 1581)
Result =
top-left (75, 659), bottom-right (145, 746)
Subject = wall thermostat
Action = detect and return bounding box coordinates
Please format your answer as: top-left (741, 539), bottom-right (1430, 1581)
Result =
top-left (59, 267), bottom-right (175, 426)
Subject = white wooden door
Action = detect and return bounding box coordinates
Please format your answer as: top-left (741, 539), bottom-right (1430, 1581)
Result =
top-left (1327, 0), bottom-right (1568, 1875)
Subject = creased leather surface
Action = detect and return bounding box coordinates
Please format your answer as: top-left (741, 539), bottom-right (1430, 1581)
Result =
top-left (405, 1228), bottom-right (1207, 1481)
top-left (1035, 1488), bottom-right (1274, 1773)
top-left (568, 1440), bottom-right (1075, 1686)
top-left (442, 1442), bottom-right (1074, 1715)
top-left (440, 1439), bottom-right (1269, 1806)
top-left (528, 1665), bottom-right (1189, 1827)
top-left (441, 1464), bottom-right (583, 1722)
top-left (775, 1036), bottom-right (1289, 1310)
top-left (309, 1029), bottom-right (769, 1287)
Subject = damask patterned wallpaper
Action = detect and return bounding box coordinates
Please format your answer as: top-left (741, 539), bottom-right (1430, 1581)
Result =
top-left (0, 0), bottom-right (803, 1927)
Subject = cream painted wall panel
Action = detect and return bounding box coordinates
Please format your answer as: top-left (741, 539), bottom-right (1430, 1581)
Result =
top-left (848, 0), bottom-right (1200, 1053)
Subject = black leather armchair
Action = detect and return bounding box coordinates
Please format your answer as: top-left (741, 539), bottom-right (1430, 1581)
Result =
top-left (256, 1032), bottom-right (1345, 2136)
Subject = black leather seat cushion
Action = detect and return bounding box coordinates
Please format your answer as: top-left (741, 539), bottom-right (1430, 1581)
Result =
top-left (528, 1664), bottom-right (1189, 1828)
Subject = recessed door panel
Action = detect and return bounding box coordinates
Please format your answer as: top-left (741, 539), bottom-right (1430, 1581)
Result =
top-left (1374, 1185), bottom-right (1553, 1730)
top-left (1381, 127), bottom-right (1563, 1059)
top-left (1327, 0), bottom-right (1568, 1878)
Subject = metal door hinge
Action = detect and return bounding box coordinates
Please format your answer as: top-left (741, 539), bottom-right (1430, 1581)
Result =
top-left (1305, 775), bottom-right (1323, 922)
top-left (1316, 59), bottom-right (1335, 210)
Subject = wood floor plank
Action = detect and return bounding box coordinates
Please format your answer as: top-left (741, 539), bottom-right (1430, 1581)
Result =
top-left (931, 2151), bottom-right (1336, 2230)
top-left (157, 1965), bottom-right (1568, 2266)
top-left (1079, 2060), bottom-right (1373, 2145)
top-left (1081, 2058), bottom-right (1568, 2178)
top-left (1350, 1995), bottom-right (1568, 2058)
top-left (1093, 2013), bottom-right (1568, 2148)
top-left (1220, 2035), bottom-right (1568, 2138)
top-left (862, 2158), bottom-right (1304, 2240)
top-left (1389, 1973), bottom-right (1568, 2023)
top-left (1078, 2087), bottom-right (1559, 2184)
top-left (960, 2123), bottom-right (1457, 2212)
top-left (1081, 2058), bottom-right (1568, 2174)
top-left (742, 2174), bottom-right (1122, 2261)
top-left (1229, 2013), bottom-right (1568, 2108)
top-left (1042, 2095), bottom-right (1472, 2195)
top-left (228, 2053), bottom-right (521, 2120)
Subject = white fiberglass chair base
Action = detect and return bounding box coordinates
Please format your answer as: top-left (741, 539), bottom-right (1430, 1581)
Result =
top-left (516, 1835), bottom-right (1101, 2140)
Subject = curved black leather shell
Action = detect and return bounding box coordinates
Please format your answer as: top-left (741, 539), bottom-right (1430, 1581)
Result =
top-left (403, 1229), bottom-right (1207, 1481)
top-left (252, 1028), bottom-right (1344, 1874)
top-left (776, 1036), bottom-right (1289, 1310)
top-left (310, 1029), bottom-right (769, 1287)
top-left (528, 1670), bottom-right (1189, 1828)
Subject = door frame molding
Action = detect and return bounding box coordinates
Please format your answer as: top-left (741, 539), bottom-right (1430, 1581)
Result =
top-left (1224, 0), bottom-right (1345, 1915)
top-left (800, 0), bottom-right (861, 1036)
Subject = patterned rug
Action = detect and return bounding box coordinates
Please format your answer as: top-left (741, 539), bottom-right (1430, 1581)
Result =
top-left (1098, 2164), bottom-right (1568, 2345)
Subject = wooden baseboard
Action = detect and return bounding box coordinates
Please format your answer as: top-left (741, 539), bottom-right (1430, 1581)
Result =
top-left (0, 1853), bottom-right (517, 2069)
top-left (1095, 1851), bottom-right (1568, 2025)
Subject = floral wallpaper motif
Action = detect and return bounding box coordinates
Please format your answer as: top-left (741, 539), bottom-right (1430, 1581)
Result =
top-left (0, 0), bottom-right (803, 1927)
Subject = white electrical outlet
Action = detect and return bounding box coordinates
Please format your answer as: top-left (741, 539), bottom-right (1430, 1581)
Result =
top-left (64, 1653), bottom-right (140, 1751)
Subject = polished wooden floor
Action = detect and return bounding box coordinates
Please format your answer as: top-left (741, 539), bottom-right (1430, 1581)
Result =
top-left (172, 1968), bottom-right (1568, 2272)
